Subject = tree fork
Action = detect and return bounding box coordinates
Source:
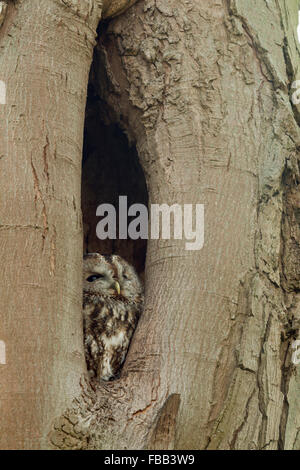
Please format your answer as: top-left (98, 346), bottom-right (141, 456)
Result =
top-left (0, 0), bottom-right (138, 451)
top-left (0, 0), bottom-right (299, 450)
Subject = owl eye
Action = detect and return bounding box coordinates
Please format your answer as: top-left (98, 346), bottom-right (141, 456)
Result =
top-left (87, 274), bottom-right (104, 282)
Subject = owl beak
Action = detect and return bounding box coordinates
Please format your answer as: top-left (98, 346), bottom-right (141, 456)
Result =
top-left (114, 281), bottom-right (121, 295)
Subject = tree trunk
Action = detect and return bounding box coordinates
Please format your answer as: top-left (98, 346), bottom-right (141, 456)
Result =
top-left (0, 0), bottom-right (102, 450)
top-left (0, 0), bottom-right (299, 450)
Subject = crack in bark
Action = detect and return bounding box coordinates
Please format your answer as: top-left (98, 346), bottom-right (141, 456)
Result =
top-left (204, 275), bottom-right (252, 446)
top-left (42, 135), bottom-right (50, 184)
top-left (277, 158), bottom-right (300, 448)
top-left (277, 0), bottom-right (300, 128)
top-left (229, 388), bottom-right (256, 450)
top-left (225, 0), bottom-right (300, 450)
top-left (226, 0), bottom-right (286, 89)
top-left (278, 338), bottom-right (293, 450)
top-left (147, 394), bottom-right (181, 450)
top-left (0, 224), bottom-right (45, 230)
top-left (30, 156), bottom-right (49, 244)
top-left (257, 312), bottom-right (273, 449)
top-left (130, 400), bottom-right (156, 420)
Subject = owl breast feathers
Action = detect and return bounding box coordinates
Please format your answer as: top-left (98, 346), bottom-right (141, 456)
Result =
top-left (83, 253), bottom-right (144, 381)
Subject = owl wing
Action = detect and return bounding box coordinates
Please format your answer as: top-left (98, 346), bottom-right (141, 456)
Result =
top-left (97, 328), bottom-right (131, 380)
top-left (85, 332), bottom-right (104, 377)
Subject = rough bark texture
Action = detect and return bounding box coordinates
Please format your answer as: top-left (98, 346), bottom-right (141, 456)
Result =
top-left (0, 0), bottom-right (102, 450)
top-left (0, 0), bottom-right (139, 451)
top-left (0, 0), bottom-right (299, 450)
top-left (102, 0), bottom-right (139, 18)
top-left (50, 0), bottom-right (300, 450)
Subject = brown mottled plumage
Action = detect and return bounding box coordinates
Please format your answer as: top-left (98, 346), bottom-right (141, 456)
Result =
top-left (83, 253), bottom-right (143, 381)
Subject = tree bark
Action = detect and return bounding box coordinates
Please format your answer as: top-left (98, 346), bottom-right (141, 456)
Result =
top-left (0, 0), bottom-right (299, 450)
top-left (0, 0), bottom-right (102, 450)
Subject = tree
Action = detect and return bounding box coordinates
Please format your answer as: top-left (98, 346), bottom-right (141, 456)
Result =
top-left (0, 0), bottom-right (299, 450)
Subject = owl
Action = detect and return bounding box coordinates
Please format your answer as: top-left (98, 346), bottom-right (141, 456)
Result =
top-left (83, 253), bottom-right (144, 381)
top-left (0, 2), bottom-right (7, 30)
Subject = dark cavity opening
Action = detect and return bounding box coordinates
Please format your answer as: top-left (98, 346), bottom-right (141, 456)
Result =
top-left (81, 49), bottom-right (148, 278)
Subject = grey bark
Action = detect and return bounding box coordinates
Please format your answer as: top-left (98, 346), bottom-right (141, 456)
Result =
top-left (0, 0), bottom-right (299, 450)
top-left (74, 0), bottom-right (300, 450)
top-left (0, 0), bottom-right (101, 450)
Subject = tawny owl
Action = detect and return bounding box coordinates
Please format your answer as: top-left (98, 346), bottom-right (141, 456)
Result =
top-left (83, 253), bottom-right (144, 381)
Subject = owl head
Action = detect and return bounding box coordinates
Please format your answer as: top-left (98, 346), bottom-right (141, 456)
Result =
top-left (83, 253), bottom-right (143, 303)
